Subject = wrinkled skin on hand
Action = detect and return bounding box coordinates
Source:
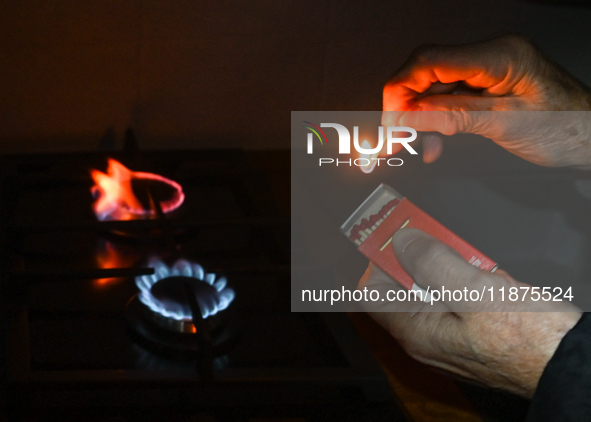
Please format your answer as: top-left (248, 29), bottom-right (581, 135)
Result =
top-left (359, 229), bottom-right (582, 398)
top-left (369, 34), bottom-right (588, 398)
top-left (382, 35), bottom-right (591, 168)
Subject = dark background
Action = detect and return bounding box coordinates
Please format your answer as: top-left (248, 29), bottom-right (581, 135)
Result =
top-left (2, 2), bottom-right (590, 420)
top-left (1, 0), bottom-right (591, 153)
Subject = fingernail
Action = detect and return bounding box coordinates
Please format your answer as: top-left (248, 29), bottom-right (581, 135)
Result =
top-left (392, 228), bottom-right (423, 254)
top-left (422, 134), bottom-right (443, 164)
top-left (381, 112), bottom-right (394, 126)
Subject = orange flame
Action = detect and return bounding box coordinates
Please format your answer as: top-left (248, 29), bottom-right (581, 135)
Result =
top-left (94, 241), bottom-right (138, 286)
top-left (91, 159), bottom-right (184, 221)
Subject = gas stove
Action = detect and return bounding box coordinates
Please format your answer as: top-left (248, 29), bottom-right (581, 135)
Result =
top-left (0, 144), bottom-right (405, 421)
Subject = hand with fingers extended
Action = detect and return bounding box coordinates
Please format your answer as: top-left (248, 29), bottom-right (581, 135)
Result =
top-left (382, 34), bottom-right (591, 168)
top-left (358, 228), bottom-right (582, 398)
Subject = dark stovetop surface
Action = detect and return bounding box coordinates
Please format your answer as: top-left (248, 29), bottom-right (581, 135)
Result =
top-left (0, 149), bottom-right (405, 422)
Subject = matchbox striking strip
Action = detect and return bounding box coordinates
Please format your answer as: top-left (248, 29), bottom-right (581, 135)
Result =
top-left (341, 184), bottom-right (497, 292)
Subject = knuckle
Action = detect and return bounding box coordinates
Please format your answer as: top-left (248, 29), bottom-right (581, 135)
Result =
top-left (499, 33), bottom-right (533, 49)
top-left (409, 43), bottom-right (438, 64)
top-left (496, 33), bottom-right (537, 59)
top-left (440, 111), bottom-right (472, 135)
top-left (458, 111), bottom-right (473, 130)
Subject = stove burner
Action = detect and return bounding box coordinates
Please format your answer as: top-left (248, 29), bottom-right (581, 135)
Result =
top-left (146, 276), bottom-right (225, 333)
top-left (136, 259), bottom-right (235, 329)
top-left (125, 295), bottom-right (238, 358)
top-left (126, 258), bottom-right (238, 358)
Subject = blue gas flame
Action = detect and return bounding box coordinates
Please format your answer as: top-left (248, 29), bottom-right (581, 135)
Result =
top-left (135, 258), bottom-right (235, 320)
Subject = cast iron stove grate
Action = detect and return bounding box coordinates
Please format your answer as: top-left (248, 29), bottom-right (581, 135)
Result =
top-left (0, 143), bottom-right (405, 421)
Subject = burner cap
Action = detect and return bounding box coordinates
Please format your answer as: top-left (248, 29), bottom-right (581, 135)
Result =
top-left (150, 276), bottom-right (220, 322)
top-left (127, 259), bottom-right (238, 356)
top-left (125, 294), bottom-right (239, 359)
top-left (134, 258), bottom-right (235, 333)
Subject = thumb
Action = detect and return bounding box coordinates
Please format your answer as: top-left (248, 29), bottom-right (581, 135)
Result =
top-left (422, 133), bottom-right (443, 163)
top-left (383, 107), bottom-right (504, 137)
top-left (392, 228), bottom-right (483, 308)
top-left (383, 110), bottom-right (480, 136)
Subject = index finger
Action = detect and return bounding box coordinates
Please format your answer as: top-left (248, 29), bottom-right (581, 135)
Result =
top-left (383, 35), bottom-right (530, 112)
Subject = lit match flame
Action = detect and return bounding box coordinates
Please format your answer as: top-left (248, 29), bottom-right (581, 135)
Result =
top-left (360, 140), bottom-right (379, 174)
top-left (90, 159), bottom-right (185, 221)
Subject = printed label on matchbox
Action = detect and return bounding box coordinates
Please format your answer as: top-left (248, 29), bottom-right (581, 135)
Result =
top-left (340, 184), bottom-right (497, 291)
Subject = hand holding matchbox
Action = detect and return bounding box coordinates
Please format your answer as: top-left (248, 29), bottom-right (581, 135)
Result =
top-left (341, 184), bottom-right (497, 294)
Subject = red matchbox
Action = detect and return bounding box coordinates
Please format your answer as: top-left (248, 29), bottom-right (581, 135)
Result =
top-left (341, 184), bottom-right (497, 291)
